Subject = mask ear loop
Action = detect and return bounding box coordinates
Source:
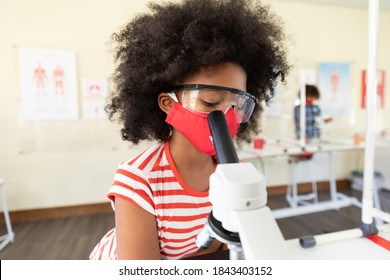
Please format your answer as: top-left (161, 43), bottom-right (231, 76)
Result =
top-left (167, 92), bottom-right (179, 102)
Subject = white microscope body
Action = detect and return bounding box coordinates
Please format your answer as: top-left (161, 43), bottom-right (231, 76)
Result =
top-left (196, 110), bottom-right (290, 259)
top-left (205, 162), bottom-right (291, 259)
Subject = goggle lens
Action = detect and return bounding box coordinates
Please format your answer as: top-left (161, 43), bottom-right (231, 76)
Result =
top-left (168, 84), bottom-right (257, 123)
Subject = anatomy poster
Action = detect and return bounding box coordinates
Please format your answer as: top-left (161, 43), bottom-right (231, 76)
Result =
top-left (82, 78), bottom-right (108, 98)
top-left (82, 100), bottom-right (108, 120)
top-left (19, 48), bottom-right (78, 121)
top-left (318, 62), bottom-right (351, 116)
top-left (81, 78), bottom-right (109, 120)
top-left (361, 70), bottom-right (385, 109)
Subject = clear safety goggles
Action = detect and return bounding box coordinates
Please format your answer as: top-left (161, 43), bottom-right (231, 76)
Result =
top-left (167, 84), bottom-right (258, 123)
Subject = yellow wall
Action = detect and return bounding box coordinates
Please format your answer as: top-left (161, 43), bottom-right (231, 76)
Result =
top-left (0, 0), bottom-right (153, 211)
top-left (264, 0), bottom-right (390, 139)
top-left (0, 0), bottom-right (389, 211)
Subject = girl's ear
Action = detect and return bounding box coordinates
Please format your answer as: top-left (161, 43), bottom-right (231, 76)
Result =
top-left (158, 93), bottom-right (175, 114)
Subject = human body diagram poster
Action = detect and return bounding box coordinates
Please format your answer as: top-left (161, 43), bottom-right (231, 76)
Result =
top-left (19, 49), bottom-right (78, 121)
top-left (81, 78), bottom-right (109, 120)
top-left (318, 62), bottom-right (350, 116)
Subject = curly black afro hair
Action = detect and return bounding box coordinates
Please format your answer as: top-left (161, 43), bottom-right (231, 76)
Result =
top-left (106, 0), bottom-right (290, 145)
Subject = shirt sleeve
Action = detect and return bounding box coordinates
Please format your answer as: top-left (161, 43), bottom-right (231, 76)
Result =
top-left (107, 163), bottom-right (155, 215)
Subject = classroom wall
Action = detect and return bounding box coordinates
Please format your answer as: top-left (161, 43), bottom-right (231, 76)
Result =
top-left (0, 0), bottom-right (154, 211)
top-left (0, 0), bottom-right (389, 211)
top-left (263, 0), bottom-right (390, 139)
top-left (244, 0), bottom-right (390, 186)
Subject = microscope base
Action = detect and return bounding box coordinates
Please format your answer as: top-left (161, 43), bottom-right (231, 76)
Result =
top-left (231, 206), bottom-right (291, 259)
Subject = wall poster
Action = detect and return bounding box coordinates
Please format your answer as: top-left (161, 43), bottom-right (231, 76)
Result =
top-left (19, 48), bottom-right (78, 121)
top-left (81, 78), bottom-right (109, 120)
top-left (318, 62), bottom-right (351, 116)
top-left (361, 70), bottom-right (385, 109)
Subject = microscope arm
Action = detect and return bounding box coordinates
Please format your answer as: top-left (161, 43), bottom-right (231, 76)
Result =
top-left (209, 163), bottom-right (291, 259)
top-left (198, 111), bottom-right (290, 259)
top-left (230, 207), bottom-right (289, 259)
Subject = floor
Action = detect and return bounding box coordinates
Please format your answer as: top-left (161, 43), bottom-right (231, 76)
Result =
top-left (0, 188), bottom-right (388, 260)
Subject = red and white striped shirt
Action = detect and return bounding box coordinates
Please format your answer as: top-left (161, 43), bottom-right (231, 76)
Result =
top-left (89, 140), bottom-right (212, 260)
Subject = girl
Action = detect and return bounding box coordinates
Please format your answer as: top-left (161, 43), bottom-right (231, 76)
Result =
top-left (90, 0), bottom-right (289, 260)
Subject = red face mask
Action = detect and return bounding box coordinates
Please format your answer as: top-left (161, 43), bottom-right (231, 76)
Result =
top-left (306, 99), bottom-right (314, 105)
top-left (166, 102), bottom-right (240, 157)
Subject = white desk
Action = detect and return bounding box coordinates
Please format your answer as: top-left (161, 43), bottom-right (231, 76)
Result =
top-left (238, 139), bottom-right (376, 219)
top-left (286, 223), bottom-right (390, 259)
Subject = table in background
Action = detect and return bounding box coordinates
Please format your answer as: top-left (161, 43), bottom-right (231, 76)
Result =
top-left (237, 139), bottom-right (381, 219)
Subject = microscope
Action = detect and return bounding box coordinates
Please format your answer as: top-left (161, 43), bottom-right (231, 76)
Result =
top-left (196, 111), bottom-right (290, 260)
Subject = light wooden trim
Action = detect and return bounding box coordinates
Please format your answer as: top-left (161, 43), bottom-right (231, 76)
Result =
top-left (0, 202), bottom-right (112, 225)
top-left (0, 179), bottom-right (351, 224)
top-left (267, 179), bottom-right (350, 196)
